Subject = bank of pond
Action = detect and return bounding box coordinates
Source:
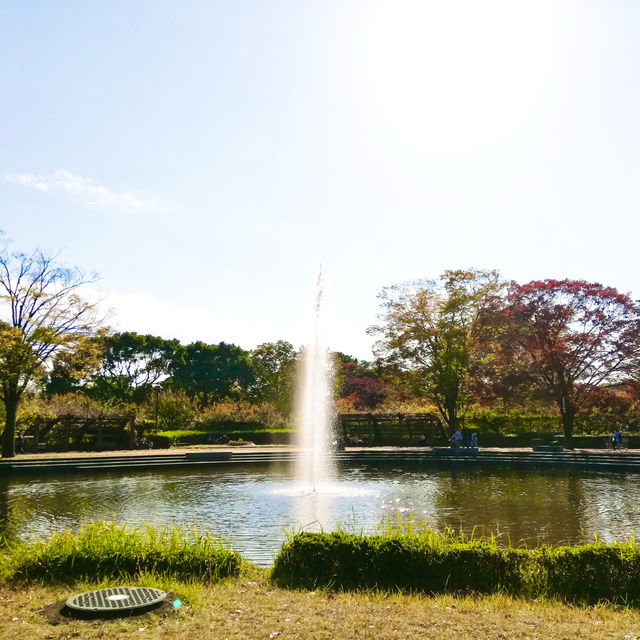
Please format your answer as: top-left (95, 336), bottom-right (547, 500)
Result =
top-left (2, 522), bottom-right (640, 607)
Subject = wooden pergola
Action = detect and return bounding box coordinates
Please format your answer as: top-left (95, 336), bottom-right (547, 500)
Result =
top-left (338, 412), bottom-right (445, 445)
top-left (22, 413), bottom-right (136, 452)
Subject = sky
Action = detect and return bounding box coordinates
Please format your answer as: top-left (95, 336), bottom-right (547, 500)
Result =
top-left (1, 0), bottom-right (639, 360)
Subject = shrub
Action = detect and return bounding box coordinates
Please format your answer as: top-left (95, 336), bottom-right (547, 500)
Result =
top-left (271, 530), bottom-right (527, 594)
top-left (271, 530), bottom-right (640, 605)
top-left (533, 543), bottom-right (640, 604)
top-left (463, 407), bottom-right (559, 435)
top-left (147, 433), bottom-right (174, 448)
top-left (147, 428), bottom-right (293, 447)
top-left (3, 521), bottom-right (241, 583)
top-left (150, 390), bottom-right (198, 430)
top-left (195, 400), bottom-right (288, 429)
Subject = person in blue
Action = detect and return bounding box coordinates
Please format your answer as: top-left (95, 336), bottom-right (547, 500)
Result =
top-left (450, 429), bottom-right (463, 448)
top-left (612, 429), bottom-right (623, 450)
top-left (16, 431), bottom-right (24, 454)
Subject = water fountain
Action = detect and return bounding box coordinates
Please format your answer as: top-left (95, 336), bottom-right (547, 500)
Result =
top-left (6, 272), bottom-right (636, 567)
top-left (295, 267), bottom-right (335, 493)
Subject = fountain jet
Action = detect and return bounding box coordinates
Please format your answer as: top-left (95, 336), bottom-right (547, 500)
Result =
top-left (296, 267), bottom-right (334, 492)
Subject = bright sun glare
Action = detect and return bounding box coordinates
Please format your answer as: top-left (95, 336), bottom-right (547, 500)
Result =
top-left (362, 0), bottom-right (558, 153)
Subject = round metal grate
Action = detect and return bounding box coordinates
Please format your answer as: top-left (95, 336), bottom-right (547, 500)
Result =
top-left (66, 587), bottom-right (167, 613)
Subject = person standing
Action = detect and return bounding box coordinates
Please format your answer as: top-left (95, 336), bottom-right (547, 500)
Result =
top-left (612, 429), bottom-right (623, 450)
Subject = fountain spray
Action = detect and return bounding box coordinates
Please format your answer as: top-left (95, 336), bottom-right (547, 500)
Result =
top-left (296, 267), bottom-right (334, 492)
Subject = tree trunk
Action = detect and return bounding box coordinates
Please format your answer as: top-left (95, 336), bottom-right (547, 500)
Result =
top-left (1, 393), bottom-right (19, 458)
top-left (561, 404), bottom-right (576, 450)
top-left (446, 393), bottom-right (458, 433)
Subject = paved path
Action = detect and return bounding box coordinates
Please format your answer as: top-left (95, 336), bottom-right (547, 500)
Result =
top-left (3, 445), bottom-right (640, 474)
top-left (7, 444), bottom-right (638, 461)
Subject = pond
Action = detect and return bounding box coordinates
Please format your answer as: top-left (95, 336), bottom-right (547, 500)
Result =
top-left (1, 462), bottom-right (639, 565)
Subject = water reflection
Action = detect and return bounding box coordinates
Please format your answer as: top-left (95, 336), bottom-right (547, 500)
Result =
top-left (1, 463), bottom-right (640, 565)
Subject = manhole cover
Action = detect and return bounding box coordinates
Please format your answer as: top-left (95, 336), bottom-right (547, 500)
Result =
top-left (66, 587), bottom-right (167, 613)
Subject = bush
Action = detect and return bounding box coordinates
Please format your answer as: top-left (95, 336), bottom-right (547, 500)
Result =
top-left (147, 433), bottom-right (174, 448)
top-left (271, 530), bottom-right (527, 594)
top-left (463, 406), bottom-right (640, 438)
top-left (2, 521), bottom-right (242, 584)
top-left (464, 407), bottom-right (559, 435)
top-left (150, 390), bottom-right (198, 430)
top-left (195, 400), bottom-right (289, 429)
top-left (147, 428), bottom-right (293, 447)
top-left (271, 530), bottom-right (640, 605)
top-left (534, 543), bottom-right (640, 604)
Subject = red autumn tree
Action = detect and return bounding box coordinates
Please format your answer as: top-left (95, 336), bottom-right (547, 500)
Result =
top-left (477, 280), bottom-right (640, 446)
top-left (338, 361), bottom-right (387, 410)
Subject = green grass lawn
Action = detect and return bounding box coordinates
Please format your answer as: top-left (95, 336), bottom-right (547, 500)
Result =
top-left (3, 567), bottom-right (640, 640)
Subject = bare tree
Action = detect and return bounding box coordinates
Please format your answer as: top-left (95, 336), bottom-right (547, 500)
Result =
top-left (0, 240), bottom-right (100, 457)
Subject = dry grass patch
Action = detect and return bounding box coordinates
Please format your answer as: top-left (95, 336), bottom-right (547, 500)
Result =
top-left (2, 568), bottom-right (640, 640)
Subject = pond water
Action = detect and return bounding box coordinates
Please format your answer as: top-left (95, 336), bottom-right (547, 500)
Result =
top-left (2, 462), bottom-right (640, 565)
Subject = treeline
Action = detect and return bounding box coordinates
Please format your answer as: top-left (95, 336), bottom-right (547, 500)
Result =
top-left (38, 333), bottom-right (386, 421)
top-left (2, 240), bottom-right (640, 457)
top-left (43, 335), bottom-right (299, 422)
top-left (369, 269), bottom-right (640, 445)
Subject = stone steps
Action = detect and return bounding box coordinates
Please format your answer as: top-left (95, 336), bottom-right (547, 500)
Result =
top-left (2, 448), bottom-right (640, 474)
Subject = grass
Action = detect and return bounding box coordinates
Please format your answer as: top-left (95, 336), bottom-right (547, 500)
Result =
top-left (3, 524), bottom-right (640, 638)
top-left (1, 522), bottom-right (242, 584)
top-left (3, 567), bottom-right (640, 639)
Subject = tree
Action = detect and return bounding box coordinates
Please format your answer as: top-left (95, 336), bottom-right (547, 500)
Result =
top-left (87, 332), bottom-right (179, 404)
top-left (334, 353), bottom-right (386, 410)
top-left (45, 333), bottom-right (105, 396)
top-left (169, 341), bottom-right (254, 405)
top-left (250, 341), bottom-right (297, 414)
top-left (0, 243), bottom-right (100, 457)
top-left (477, 279), bottom-right (640, 446)
top-left (369, 269), bottom-right (502, 432)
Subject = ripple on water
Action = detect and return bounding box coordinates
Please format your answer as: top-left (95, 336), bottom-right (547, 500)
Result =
top-left (269, 483), bottom-right (377, 498)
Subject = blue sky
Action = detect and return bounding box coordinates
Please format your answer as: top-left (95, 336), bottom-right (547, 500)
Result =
top-left (1, 0), bottom-right (639, 359)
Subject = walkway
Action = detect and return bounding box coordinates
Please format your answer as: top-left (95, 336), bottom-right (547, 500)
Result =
top-left (2, 445), bottom-right (640, 474)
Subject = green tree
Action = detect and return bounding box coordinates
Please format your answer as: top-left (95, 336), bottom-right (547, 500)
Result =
top-left (250, 341), bottom-right (297, 414)
top-left (369, 269), bottom-right (501, 432)
top-left (87, 332), bottom-right (179, 404)
top-left (169, 341), bottom-right (254, 405)
top-left (0, 243), bottom-right (100, 457)
top-left (45, 333), bottom-right (105, 396)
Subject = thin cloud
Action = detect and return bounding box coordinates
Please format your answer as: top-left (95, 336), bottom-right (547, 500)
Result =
top-left (5, 169), bottom-right (159, 213)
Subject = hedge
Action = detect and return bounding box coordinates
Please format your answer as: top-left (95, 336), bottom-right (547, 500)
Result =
top-left (148, 428), bottom-right (293, 448)
top-left (535, 544), bottom-right (640, 603)
top-left (271, 531), bottom-right (526, 594)
top-left (271, 531), bottom-right (640, 605)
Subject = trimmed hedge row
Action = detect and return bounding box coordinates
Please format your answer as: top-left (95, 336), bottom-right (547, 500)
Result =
top-left (536, 545), bottom-right (640, 603)
top-left (271, 531), bottom-right (526, 594)
top-left (148, 428), bottom-right (293, 448)
top-left (271, 531), bottom-right (640, 604)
